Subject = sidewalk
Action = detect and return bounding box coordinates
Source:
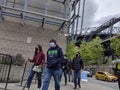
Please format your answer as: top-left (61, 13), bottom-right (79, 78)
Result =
top-left (0, 79), bottom-right (117, 90)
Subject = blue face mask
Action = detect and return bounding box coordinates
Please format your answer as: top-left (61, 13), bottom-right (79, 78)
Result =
top-left (49, 42), bottom-right (55, 47)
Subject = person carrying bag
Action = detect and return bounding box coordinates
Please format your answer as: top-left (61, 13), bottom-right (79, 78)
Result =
top-left (25, 45), bottom-right (45, 90)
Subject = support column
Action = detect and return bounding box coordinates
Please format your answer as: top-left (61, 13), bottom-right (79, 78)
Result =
top-left (0, 0), bottom-right (7, 21)
top-left (80, 0), bottom-right (86, 35)
top-left (41, 0), bottom-right (48, 28)
top-left (0, 7), bottom-right (3, 21)
top-left (21, 0), bottom-right (28, 26)
top-left (59, 0), bottom-right (67, 32)
top-left (2, 0), bottom-right (7, 8)
top-left (75, 0), bottom-right (81, 35)
top-left (63, 0), bottom-right (67, 18)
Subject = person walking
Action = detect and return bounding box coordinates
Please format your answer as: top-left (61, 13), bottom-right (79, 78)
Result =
top-left (25, 45), bottom-right (45, 90)
top-left (60, 55), bottom-right (68, 85)
top-left (42, 39), bottom-right (64, 90)
top-left (67, 60), bottom-right (73, 82)
top-left (72, 52), bottom-right (84, 89)
top-left (112, 59), bottom-right (120, 90)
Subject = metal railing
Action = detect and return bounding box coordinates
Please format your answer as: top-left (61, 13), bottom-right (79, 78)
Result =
top-left (0, 53), bottom-right (12, 90)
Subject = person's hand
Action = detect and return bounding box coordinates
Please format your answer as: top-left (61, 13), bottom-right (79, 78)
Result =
top-left (38, 65), bottom-right (42, 68)
top-left (62, 66), bottom-right (65, 69)
top-left (81, 69), bottom-right (83, 72)
top-left (112, 60), bottom-right (116, 64)
top-left (28, 58), bottom-right (31, 61)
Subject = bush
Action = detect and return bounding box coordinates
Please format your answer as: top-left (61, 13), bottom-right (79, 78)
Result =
top-left (12, 53), bottom-right (25, 66)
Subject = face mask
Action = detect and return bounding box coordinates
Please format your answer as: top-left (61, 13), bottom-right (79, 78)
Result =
top-left (49, 42), bottom-right (55, 47)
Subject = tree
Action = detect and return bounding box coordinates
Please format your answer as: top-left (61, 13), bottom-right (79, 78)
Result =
top-left (66, 41), bottom-right (78, 60)
top-left (79, 37), bottom-right (104, 65)
top-left (110, 36), bottom-right (120, 56)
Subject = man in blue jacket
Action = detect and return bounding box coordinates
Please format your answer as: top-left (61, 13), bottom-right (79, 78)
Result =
top-left (42, 39), bottom-right (64, 90)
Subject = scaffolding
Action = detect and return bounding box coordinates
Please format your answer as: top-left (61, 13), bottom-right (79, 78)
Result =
top-left (0, 0), bottom-right (70, 31)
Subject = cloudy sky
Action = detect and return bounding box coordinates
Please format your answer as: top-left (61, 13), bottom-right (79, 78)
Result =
top-left (83, 0), bottom-right (120, 28)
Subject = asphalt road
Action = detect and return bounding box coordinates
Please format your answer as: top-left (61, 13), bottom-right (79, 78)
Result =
top-left (88, 77), bottom-right (118, 90)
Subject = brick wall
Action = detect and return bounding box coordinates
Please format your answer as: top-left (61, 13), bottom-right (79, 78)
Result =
top-left (0, 20), bottom-right (66, 59)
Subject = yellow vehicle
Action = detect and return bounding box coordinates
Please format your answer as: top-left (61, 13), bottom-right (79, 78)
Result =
top-left (95, 71), bottom-right (118, 82)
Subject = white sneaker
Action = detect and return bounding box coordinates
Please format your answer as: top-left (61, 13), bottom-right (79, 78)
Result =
top-left (24, 88), bottom-right (29, 90)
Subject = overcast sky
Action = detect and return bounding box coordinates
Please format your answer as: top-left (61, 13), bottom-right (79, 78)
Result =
top-left (83, 0), bottom-right (120, 28)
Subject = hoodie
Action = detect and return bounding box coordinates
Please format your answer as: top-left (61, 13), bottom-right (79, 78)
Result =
top-left (47, 45), bottom-right (64, 69)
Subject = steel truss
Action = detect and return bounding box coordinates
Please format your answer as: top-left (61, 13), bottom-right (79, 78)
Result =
top-left (0, 0), bottom-right (69, 31)
top-left (68, 16), bottom-right (120, 42)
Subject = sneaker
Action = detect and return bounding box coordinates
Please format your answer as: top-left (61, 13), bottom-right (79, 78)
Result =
top-left (24, 88), bottom-right (29, 90)
top-left (37, 88), bottom-right (41, 90)
top-left (73, 86), bottom-right (77, 89)
top-left (78, 84), bottom-right (81, 88)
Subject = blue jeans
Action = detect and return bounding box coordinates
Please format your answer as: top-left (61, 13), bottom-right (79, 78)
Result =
top-left (42, 68), bottom-right (61, 90)
top-left (73, 70), bottom-right (81, 87)
top-left (26, 65), bottom-right (42, 89)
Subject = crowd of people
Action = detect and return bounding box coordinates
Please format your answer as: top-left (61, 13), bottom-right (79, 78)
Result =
top-left (25, 39), bottom-right (84, 90)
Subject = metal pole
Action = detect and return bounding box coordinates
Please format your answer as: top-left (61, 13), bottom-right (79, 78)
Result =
top-left (2, 0), bottom-right (7, 6)
top-left (45, 0), bottom-right (48, 15)
top-left (20, 61), bottom-right (27, 86)
top-left (12, 0), bottom-right (16, 8)
top-left (72, 1), bottom-right (76, 37)
top-left (41, 0), bottom-right (48, 28)
top-left (21, 0), bottom-right (28, 25)
top-left (0, 7), bottom-right (3, 21)
top-left (75, 0), bottom-right (81, 35)
top-left (0, 5), bottom-right (69, 22)
top-left (63, 0), bottom-right (67, 18)
top-left (0, 0), bottom-right (6, 21)
top-left (80, 0), bottom-right (86, 35)
top-left (59, 0), bottom-right (67, 32)
top-left (2, 11), bottom-right (63, 26)
top-left (5, 55), bottom-right (12, 90)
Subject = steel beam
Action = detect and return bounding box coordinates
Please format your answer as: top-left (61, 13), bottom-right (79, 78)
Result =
top-left (75, 0), bottom-right (81, 35)
top-left (63, 0), bottom-right (67, 18)
top-left (41, 0), bottom-right (48, 28)
top-left (0, 0), bottom-right (7, 21)
top-left (2, 11), bottom-right (62, 26)
top-left (12, 0), bottom-right (16, 8)
top-left (21, 0), bottom-right (28, 25)
top-left (59, 21), bottom-right (65, 31)
top-left (80, 0), bottom-right (86, 35)
top-left (0, 7), bottom-right (3, 21)
top-left (51, 0), bottom-right (64, 3)
top-left (0, 5), bottom-right (69, 22)
top-left (7, 0), bottom-right (64, 15)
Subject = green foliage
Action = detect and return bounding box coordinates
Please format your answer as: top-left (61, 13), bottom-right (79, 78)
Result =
top-left (79, 37), bottom-right (104, 65)
top-left (110, 36), bottom-right (120, 56)
top-left (66, 41), bottom-right (78, 60)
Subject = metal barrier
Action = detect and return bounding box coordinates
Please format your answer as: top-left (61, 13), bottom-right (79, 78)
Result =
top-left (20, 61), bottom-right (39, 87)
top-left (20, 61), bottom-right (46, 88)
top-left (0, 53), bottom-right (12, 90)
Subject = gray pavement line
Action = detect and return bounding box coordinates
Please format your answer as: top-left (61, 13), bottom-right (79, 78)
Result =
top-left (68, 81), bottom-right (115, 90)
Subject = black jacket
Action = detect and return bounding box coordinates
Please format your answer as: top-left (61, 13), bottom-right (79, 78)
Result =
top-left (72, 56), bottom-right (83, 70)
top-left (61, 58), bottom-right (68, 70)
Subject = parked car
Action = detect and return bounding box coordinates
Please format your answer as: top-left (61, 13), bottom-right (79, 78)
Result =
top-left (95, 71), bottom-right (118, 82)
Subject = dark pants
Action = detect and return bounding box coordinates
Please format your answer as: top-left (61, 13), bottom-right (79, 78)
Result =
top-left (26, 65), bottom-right (42, 89)
top-left (60, 69), bottom-right (68, 85)
top-left (73, 70), bottom-right (81, 87)
top-left (117, 72), bottom-right (120, 90)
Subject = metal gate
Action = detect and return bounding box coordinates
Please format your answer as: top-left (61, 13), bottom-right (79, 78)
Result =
top-left (0, 53), bottom-right (12, 90)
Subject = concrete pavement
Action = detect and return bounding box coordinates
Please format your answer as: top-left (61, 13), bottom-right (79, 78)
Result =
top-left (0, 79), bottom-right (117, 90)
